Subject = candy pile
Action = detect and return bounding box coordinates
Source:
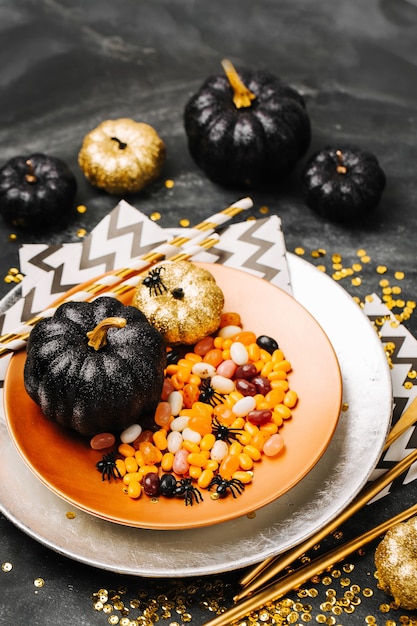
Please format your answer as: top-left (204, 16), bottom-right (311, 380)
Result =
top-left (93, 312), bottom-right (298, 503)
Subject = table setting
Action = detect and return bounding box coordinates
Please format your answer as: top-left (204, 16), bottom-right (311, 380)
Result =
top-left (1, 1), bottom-right (417, 624)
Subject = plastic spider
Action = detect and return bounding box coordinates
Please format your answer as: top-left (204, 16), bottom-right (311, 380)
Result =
top-left (174, 478), bottom-right (204, 506)
top-left (208, 475), bottom-right (246, 499)
top-left (199, 379), bottom-right (226, 407)
top-left (95, 452), bottom-right (122, 482)
top-left (142, 266), bottom-right (168, 296)
top-left (211, 417), bottom-right (243, 444)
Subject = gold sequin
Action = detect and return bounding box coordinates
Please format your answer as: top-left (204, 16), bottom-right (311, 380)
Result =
top-left (150, 212), bottom-right (161, 221)
top-left (34, 578), bottom-right (45, 588)
top-left (1, 562), bottom-right (12, 572)
top-left (66, 511), bottom-right (76, 519)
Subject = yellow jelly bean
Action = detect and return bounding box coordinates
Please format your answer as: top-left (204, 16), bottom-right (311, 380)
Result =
top-left (200, 433), bottom-right (216, 451)
top-left (127, 480), bottom-right (142, 499)
top-left (198, 468), bottom-right (215, 489)
top-left (232, 470), bottom-right (253, 484)
top-left (161, 452), bottom-right (174, 472)
top-left (118, 442), bottom-right (135, 457)
top-left (189, 465), bottom-right (202, 480)
top-left (124, 456), bottom-right (139, 474)
top-left (284, 390), bottom-right (298, 408)
top-left (187, 452), bottom-right (208, 468)
top-left (243, 444), bottom-right (262, 461)
top-left (238, 452), bottom-right (253, 471)
top-left (123, 472), bottom-right (142, 485)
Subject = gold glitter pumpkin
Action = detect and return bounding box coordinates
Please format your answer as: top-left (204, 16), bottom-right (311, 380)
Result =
top-left (133, 261), bottom-right (224, 345)
top-left (375, 515), bottom-right (417, 609)
top-left (78, 118), bottom-right (166, 194)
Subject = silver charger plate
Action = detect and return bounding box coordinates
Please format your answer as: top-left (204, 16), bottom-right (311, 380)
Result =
top-left (0, 253), bottom-right (392, 577)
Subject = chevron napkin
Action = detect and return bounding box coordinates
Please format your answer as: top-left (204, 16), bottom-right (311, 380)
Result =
top-left (0, 200), bottom-right (416, 496)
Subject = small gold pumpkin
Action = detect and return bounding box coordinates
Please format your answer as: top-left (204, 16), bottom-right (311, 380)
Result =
top-left (374, 515), bottom-right (417, 610)
top-left (78, 118), bottom-right (166, 194)
top-left (133, 261), bottom-right (224, 345)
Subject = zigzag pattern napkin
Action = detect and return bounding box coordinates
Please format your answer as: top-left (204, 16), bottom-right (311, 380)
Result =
top-left (0, 200), bottom-right (416, 496)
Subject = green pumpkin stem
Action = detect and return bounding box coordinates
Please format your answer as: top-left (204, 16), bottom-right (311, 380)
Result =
top-left (25, 159), bottom-right (37, 184)
top-left (336, 150), bottom-right (347, 175)
top-left (221, 59), bottom-right (256, 109)
top-left (86, 316), bottom-right (127, 350)
top-left (111, 136), bottom-right (128, 150)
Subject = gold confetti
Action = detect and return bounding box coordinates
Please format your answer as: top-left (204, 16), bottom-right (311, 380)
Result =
top-left (351, 277), bottom-right (362, 286)
top-left (150, 211), bottom-right (161, 221)
top-left (76, 204), bottom-right (87, 214)
top-left (66, 511), bottom-right (76, 519)
top-left (34, 577), bottom-right (45, 588)
top-left (8, 233), bottom-right (17, 242)
top-left (1, 562), bottom-right (12, 572)
top-left (165, 179), bottom-right (175, 188)
top-left (259, 205), bottom-right (269, 214)
top-left (376, 265), bottom-right (387, 274)
top-left (395, 271), bottom-right (405, 280)
top-left (76, 228), bottom-right (87, 238)
top-left (179, 218), bottom-right (190, 227)
top-left (294, 247), bottom-right (305, 255)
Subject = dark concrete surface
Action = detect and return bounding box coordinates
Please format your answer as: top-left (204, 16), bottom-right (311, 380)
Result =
top-left (1, 1), bottom-right (417, 624)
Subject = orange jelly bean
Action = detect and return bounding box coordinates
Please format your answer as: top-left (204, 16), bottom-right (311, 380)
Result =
top-left (220, 312), bottom-right (241, 328)
top-left (188, 415), bottom-right (212, 435)
top-left (154, 401), bottom-right (173, 428)
top-left (182, 383), bottom-right (200, 408)
top-left (219, 454), bottom-right (240, 479)
top-left (203, 348), bottom-right (223, 367)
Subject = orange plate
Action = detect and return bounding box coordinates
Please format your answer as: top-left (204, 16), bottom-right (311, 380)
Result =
top-left (4, 263), bottom-right (342, 530)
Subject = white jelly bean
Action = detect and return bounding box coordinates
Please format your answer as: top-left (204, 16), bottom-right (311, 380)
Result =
top-left (120, 423), bottom-right (142, 444)
top-left (230, 341), bottom-right (249, 366)
top-left (168, 390), bottom-right (183, 416)
top-left (232, 395), bottom-right (257, 417)
top-left (170, 415), bottom-right (190, 432)
top-left (167, 430), bottom-right (183, 454)
top-left (191, 362), bottom-right (217, 379)
top-left (182, 427), bottom-right (202, 444)
top-left (211, 374), bottom-right (235, 395)
top-left (218, 325), bottom-right (241, 339)
top-left (210, 439), bottom-right (229, 462)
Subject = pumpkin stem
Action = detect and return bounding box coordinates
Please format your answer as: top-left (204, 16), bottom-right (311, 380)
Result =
top-left (25, 159), bottom-right (37, 184)
top-left (336, 150), bottom-right (347, 175)
top-left (111, 136), bottom-right (128, 150)
top-left (221, 59), bottom-right (256, 109)
top-left (86, 316), bottom-right (127, 350)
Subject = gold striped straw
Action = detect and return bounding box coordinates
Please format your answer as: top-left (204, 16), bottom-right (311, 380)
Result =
top-left (0, 196), bottom-right (252, 356)
top-left (203, 501), bottom-right (417, 626)
top-left (234, 396), bottom-right (417, 602)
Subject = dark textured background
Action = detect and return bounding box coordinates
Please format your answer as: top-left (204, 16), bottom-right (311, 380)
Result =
top-left (1, 1), bottom-right (417, 624)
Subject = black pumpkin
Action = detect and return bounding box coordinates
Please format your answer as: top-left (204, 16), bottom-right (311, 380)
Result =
top-left (184, 59), bottom-right (311, 188)
top-left (23, 297), bottom-right (167, 437)
top-left (301, 145), bottom-right (386, 222)
top-left (0, 153), bottom-right (77, 229)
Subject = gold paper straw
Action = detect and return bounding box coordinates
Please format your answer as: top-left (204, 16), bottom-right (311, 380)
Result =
top-left (236, 397), bottom-right (417, 600)
top-left (203, 502), bottom-right (417, 626)
top-left (0, 197), bottom-right (252, 355)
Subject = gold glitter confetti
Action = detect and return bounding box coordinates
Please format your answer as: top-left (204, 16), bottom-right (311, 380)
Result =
top-left (395, 271), bottom-right (405, 280)
top-left (351, 277), bottom-right (362, 286)
top-left (4, 267), bottom-right (24, 284)
top-left (77, 204), bottom-right (87, 214)
top-left (66, 511), bottom-right (76, 519)
top-left (150, 212), bottom-right (161, 221)
top-left (294, 247), bottom-right (305, 255)
top-left (34, 577), bottom-right (45, 588)
top-left (259, 205), bottom-right (269, 214)
top-left (76, 228), bottom-right (87, 238)
top-left (8, 233), bottom-right (17, 241)
top-left (179, 218), bottom-right (190, 227)
top-left (1, 562), bottom-right (12, 572)
top-left (165, 179), bottom-right (175, 188)
top-left (376, 265), bottom-right (387, 274)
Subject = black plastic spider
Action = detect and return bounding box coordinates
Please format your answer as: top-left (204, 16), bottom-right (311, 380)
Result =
top-left (208, 475), bottom-right (246, 499)
top-left (174, 477), bottom-right (204, 506)
top-left (211, 417), bottom-right (243, 444)
top-left (199, 378), bottom-right (226, 407)
top-left (95, 452), bottom-right (122, 482)
top-left (142, 266), bottom-right (168, 296)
